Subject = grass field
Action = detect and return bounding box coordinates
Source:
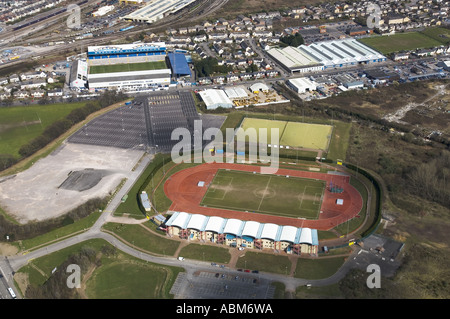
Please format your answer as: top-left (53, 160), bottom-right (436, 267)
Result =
top-left (17, 238), bottom-right (182, 298)
top-left (240, 118), bottom-right (333, 150)
top-left (201, 169), bottom-right (325, 219)
top-left (0, 102), bottom-right (87, 158)
top-left (359, 32), bottom-right (443, 55)
top-left (89, 61), bottom-right (167, 74)
top-left (420, 27), bottom-right (450, 45)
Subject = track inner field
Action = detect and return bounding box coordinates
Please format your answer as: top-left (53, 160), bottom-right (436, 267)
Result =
top-left (200, 169), bottom-right (324, 219)
top-left (164, 163), bottom-right (363, 230)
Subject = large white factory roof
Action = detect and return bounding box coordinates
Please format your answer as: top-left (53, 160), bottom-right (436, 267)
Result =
top-left (288, 77), bottom-right (318, 93)
top-left (267, 46), bottom-right (321, 70)
top-left (122, 0), bottom-right (197, 24)
top-left (165, 212), bottom-right (319, 245)
top-left (199, 89), bottom-right (233, 110)
top-left (299, 38), bottom-right (386, 67)
top-left (224, 86), bottom-right (249, 100)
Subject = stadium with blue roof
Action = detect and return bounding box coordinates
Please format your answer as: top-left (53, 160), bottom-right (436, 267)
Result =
top-left (166, 52), bottom-right (192, 78)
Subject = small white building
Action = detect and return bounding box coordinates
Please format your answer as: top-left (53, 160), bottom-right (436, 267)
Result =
top-left (199, 89), bottom-right (233, 110)
top-left (287, 77), bottom-right (317, 93)
top-left (249, 82), bottom-right (269, 93)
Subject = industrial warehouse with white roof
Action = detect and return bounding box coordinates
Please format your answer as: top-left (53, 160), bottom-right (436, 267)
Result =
top-left (268, 38), bottom-right (386, 74)
top-left (199, 89), bottom-right (233, 110)
top-left (122, 0), bottom-right (197, 24)
top-left (164, 212), bottom-right (319, 255)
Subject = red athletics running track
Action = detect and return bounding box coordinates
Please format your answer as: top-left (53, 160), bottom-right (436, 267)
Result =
top-left (164, 162), bottom-right (363, 231)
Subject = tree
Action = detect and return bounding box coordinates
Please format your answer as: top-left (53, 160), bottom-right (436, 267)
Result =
top-left (280, 33), bottom-right (304, 47)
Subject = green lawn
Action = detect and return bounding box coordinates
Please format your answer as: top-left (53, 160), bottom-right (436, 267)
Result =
top-left (0, 102), bottom-right (87, 158)
top-left (294, 256), bottom-right (346, 280)
top-left (89, 61), bottom-right (167, 74)
top-left (17, 238), bottom-right (182, 299)
top-left (178, 243), bottom-right (231, 263)
top-left (86, 261), bottom-right (175, 299)
top-left (240, 117), bottom-right (333, 150)
top-left (326, 121), bottom-right (351, 162)
top-left (103, 222), bottom-right (180, 256)
top-left (201, 169), bottom-right (325, 219)
top-left (235, 251), bottom-right (291, 275)
top-left (420, 27), bottom-right (450, 45)
top-left (359, 32), bottom-right (442, 55)
top-left (20, 210), bottom-right (103, 252)
top-left (280, 122), bottom-right (332, 150)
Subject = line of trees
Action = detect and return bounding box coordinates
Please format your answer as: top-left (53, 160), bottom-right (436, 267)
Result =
top-left (25, 244), bottom-right (117, 299)
top-left (0, 197), bottom-right (108, 242)
top-left (194, 57), bottom-right (233, 78)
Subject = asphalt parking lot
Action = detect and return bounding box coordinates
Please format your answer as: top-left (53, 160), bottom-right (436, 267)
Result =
top-left (350, 234), bottom-right (404, 278)
top-left (68, 102), bottom-right (148, 150)
top-left (171, 270), bottom-right (275, 299)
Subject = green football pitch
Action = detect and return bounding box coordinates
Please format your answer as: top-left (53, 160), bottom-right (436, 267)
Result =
top-left (239, 118), bottom-right (333, 150)
top-left (358, 32), bottom-right (442, 55)
top-left (89, 61), bottom-right (167, 74)
top-left (201, 169), bottom-right (325, 219)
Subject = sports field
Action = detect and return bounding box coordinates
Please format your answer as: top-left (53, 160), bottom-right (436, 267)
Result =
top-left (201, 169), bottom-right (325, 219)
top-left (239, 118), bottom-right (333, 150)
top-left (0, 102), bottom-right (87, 158)
top-left (420, 27), bottom-right (450, 45)
top-left (89, 61), bottom-right (167, 74)
top-left (359, 32), bottom-right (442, 55)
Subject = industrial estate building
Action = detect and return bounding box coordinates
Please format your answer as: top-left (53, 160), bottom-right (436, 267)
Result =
top-left (199, 89), bottom-right (233, 110)
top-left (267, 46), bottom-right (324, 74)
top-left (287, 77), bottom-right (318, 93)
top-left (165, 212), bottom-right (319, 255)
top-left (268, 38), bottom-right (387, 74)
top-left (122, 0), bottom-right (197, 24)
top-left (300, 38), bottom-right (387, 69)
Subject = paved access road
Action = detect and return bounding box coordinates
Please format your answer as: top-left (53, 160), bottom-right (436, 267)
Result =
top-left (0, 151), bottom-right (381, 299)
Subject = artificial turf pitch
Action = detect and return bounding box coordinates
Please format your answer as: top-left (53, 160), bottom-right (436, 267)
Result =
top-left (239, 118), bottom-right (332, 150)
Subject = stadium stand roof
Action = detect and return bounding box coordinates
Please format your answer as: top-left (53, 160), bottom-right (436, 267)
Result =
top-left (186, 214), bottom-right (208, 231)
top-left (260, 223), bottom-right (280, 241)
top-left (299, 227), bottom-right (313, 245)
top-left (87, 42), bottom-right (166, 57)
top-left (167, 211), bottom-right (191, 229)
top-left (167, 52), bottom-right (191, 77)
top-left (223, 218), bottom-right (245, 236)
top-left (205, 216), bottom-right (226, 233)
top-left (241, 221), bottom-right (261, 239)
top-left (165, 212), bottom-right (319, 245)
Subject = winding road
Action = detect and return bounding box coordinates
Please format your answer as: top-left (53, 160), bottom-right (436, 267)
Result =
top-left (0, 152), bottom-right (375, 300)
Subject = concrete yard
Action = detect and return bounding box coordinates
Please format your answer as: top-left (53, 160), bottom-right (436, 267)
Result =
top-left (0, 143), bottom-right (144, 224)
